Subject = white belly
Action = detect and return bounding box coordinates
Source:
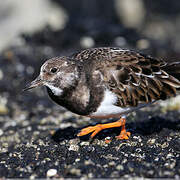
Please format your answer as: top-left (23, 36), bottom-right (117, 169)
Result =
top-left (90, 89), bottom-right (152, 119)
top-left (90, 89), bottom-right (130, 118)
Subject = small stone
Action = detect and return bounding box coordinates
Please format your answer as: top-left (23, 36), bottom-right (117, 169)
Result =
top-left (80, 141), bottom-right (90, 146)
top-left (0, 69), bottom-right (3, 80)
top-left (27, 126), bottom-right (32, 131)
top-left (147, 138), bottom-right (156, 145)
top-left (30, 174), bottom-right (36, 179)
top-left (84, 159), bottom-right (94, 165)
top-left (109, 161), bottom-right (116, 166)
top-left (161, 142), bottom-right (169, 148)
top-left (80, 36), bottom-right (95, 48)
top-left (116, 164), bottom-right (124, 171)
top-left (0, 96), bottom-right (8, 115)
top-left (166, 153), bottom-right (174, 158)
top-left (0, 105), bottom-right (8, 115)
top-left (75, 158), bottom-right (80, 162)
top-left (69, 138), bottom-right (80, 145)
top-left (136, 39), bottom-right (150, 49)
top-left (88, 172), bottom-right (93, 178)
top-left (163, 171), bottom-right (174, 176)
top-left (103, 164), bottom-right (108, 168)
top-left (0, 129), bottom-right (3, 136)
top-left (130, 141), bottom-right (138, 146)
top-left (68, 144), bottom-right (79, 151)
top-left (147, 170), bottom-right (154, 176)
top-left (46, 169), bottom-right (57, 177)
top-left (122, 158), bottom-right (127, 164)
top-left (69, 168), bottom-right (81, 176)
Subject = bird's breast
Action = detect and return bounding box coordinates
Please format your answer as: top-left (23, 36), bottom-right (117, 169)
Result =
top-left (46, 85), bottom-right (98, 116)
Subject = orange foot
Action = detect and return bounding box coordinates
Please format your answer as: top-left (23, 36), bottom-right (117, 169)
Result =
top-left (77, 117), bottom-right (130, 140)
top-left (116, 129), bottom-right (131, 140)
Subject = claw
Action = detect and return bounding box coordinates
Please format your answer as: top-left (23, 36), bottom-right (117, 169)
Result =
top-left (116, 131), bottom-right (131, 140)
top-left (77, 124), bottom-right (102, 138)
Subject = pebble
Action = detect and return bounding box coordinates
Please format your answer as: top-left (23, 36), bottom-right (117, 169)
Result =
top-left (0, 69), bottom-right (3, 80)
top-left (0, 104), bottom-right (8, 115)
top-left (0, 129), bottom-right (3, 136)
top-left (0, 96), bottom-right (8, 115)
top-left (116, 164), bottom-right (124, 171)
top-left (161, 142), bottom-right (169, 148)
top-left (69, 139), bottom-right (80, 145)
top-left (80, 141), bottom-right (90, 146)
top-left (147, 138), bottom-right (156, 145)
top-left (166, 153), bottom-right (174, 158)
top-left (163, 171), bottom-right (174, 176)
top-left (69, 168), bottom-right (81, 176)
top-left (109, 161), bottom-right (116, 166)
top-left (75, 158), bottom-right (80, 162)
top-left (84, 159), bottom-right (94, 165)
top-left (30, 174), bottom-right (36, 179)
top-left (68, 144), bottom-right (79, 152)
top-left (80, 36), bottom-right (95, 48)
top-left (46, 169), bottom-right (57, 177)
top-left (147, 170), bottom-right (154, 176)
top-left (136, 39), bottom-right (150, 49)
top-left (88, 172), bottom-right (93, 178)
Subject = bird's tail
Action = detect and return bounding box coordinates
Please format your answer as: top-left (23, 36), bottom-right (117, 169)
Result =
top-left (162, 62), bottom-right (180, 82)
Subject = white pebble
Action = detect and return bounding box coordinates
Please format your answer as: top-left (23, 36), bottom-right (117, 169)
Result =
top-left (46, 169), bottom-right (57, 177)
top-left (0, 129), bottom-right (3, 136)
top-left (68, 145), bottom-right (79, 152)
top-left (0, 69), bottom-right (3, 80)
top-left (80, 36), bottom-right (95, 48)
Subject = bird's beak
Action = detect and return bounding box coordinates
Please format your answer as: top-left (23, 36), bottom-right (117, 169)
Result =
top-left (23, 76), bottom-right (43, 91)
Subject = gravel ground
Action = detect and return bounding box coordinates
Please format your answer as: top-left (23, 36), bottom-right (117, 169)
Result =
top-left (0, 1), bottom-right (180, 177)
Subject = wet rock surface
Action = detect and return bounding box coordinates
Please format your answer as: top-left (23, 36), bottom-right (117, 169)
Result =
top-left (0, 0), bottom-right (180, 178)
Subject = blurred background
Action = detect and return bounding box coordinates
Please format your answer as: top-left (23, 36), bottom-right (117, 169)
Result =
top-left (0, 0), bottom-right (180, 178)
top-left (1, 0), bottom-right (180, 54)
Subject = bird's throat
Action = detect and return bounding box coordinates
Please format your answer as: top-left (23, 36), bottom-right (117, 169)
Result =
top-left (45, 84), bottom-right (63, 96)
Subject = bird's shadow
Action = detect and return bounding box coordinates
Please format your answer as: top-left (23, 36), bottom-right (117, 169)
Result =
top-left (51, 116), bottom-right (180, 143)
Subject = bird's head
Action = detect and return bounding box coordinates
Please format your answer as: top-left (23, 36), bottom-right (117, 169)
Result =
top-left (24, 57), bottom-right (79, 96)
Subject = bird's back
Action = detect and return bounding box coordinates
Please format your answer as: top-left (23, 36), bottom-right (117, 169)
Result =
top-left (71, 47), bottom-right (180, 108)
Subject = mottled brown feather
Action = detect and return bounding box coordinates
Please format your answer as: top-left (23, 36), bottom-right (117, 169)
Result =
top-left (72, 47), bottom-right (180, 108)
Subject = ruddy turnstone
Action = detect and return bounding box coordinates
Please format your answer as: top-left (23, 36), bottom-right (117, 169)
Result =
top-left (24, 47), bottom-right (180, 140)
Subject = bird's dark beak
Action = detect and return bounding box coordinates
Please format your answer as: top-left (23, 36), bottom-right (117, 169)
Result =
top-left (23, 76), bottom-right (43, 91)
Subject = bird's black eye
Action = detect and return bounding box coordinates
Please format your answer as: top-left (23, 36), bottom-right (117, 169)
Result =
top-left (50, 67), bottom-right (58, 73)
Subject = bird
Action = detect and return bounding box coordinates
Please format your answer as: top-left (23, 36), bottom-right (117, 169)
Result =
top-left (24, 47), bottom-right (180, 140)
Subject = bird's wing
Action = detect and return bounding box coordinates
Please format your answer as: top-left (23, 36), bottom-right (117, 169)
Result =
top-left (94, 49), bottom-right (180, 107)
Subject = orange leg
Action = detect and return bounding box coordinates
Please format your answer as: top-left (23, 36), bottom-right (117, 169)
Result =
top-left (77, 117), bottom-right (131, 140)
